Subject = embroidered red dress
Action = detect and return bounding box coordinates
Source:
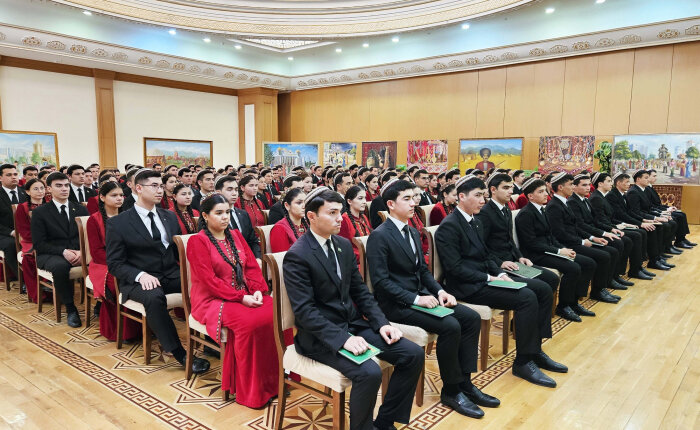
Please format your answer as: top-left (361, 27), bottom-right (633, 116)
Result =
top-left (86, 212), bottom-right (140, 341)
top-left (160, 194), bottom-right (175, 210)
top-left (187, 230), bottom-right (279, 408)
top-left (236, 198), bottom-right (266, 228)
top-left (339, 212), bottom-right (372, 266)
top-left (171, 207), bottom-right (200, 234)
top-left (270, 218), bottom-right (306, 253)
top-left (15, 202), bottom-right (43, 303)
top-left (429, 202), bottom-right (454, 226)
top-left (365, 189), bottom-right (379, 202)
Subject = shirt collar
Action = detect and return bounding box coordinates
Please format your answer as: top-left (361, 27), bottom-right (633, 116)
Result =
top-left (553, 193), bottom-right (568, 205)
top-left (491, 199), bottom-right (505, 210)
top-left (386, 214), bottom-right (408, 232)
top-left (637, 184), bottom-right (646, 191)
top-left (456, 206), bottom-right (473, 223)
top-left (575, 193), bottom-right (587, 201)
top-left (71, 183), bottom-right (84, 192)
top-left (600, 190), bottom-right (609, 197)
top-left (531, 201), bottom-right (544, 211)
top-left (310, 228), bottom-right (332, 250)
top-left (2, 186), bottom-right (17, 195)
top-left (133, 203), bottom-right (157, 218)
top-left (52, 199), bottom-right (68, 211)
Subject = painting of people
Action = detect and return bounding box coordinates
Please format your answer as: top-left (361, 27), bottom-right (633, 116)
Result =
top-left (538, 135), bottom-right (595, 174)
top-left (612, 134), bottom-right (699, 185)
top-left (362, 141), bottom-right (397, 169)
top-left (408, 140), bottom-right (448, 173)
top-left (459, 138), bottom-right (522, 173)
top-left (323, 142), bottom-right (357, 167)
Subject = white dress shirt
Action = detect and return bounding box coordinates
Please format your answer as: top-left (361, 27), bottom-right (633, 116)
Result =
top-left (70, 183), bottom-right (87, 202)
top-left (51, 199), bottom-right (71, 224)
top-left (310, 229), bottom-right (342, 280)
top-left (2, 186), bottom-right (19, 203)
top-left (133, 204), bottom-right (169, 282)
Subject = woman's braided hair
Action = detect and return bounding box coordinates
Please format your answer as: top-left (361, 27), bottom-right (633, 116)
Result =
top-left (282, 188), bottom-right (308, 239)
top-left (97, 181), bottom-right (123, 225)
top-left (173, 183), bottom-right (197, 234)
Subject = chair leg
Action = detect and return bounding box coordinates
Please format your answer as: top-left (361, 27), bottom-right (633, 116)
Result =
top-left (116, 304), bottom-right (124, 349)
top-left (142, 319), bottom-right (151, 365)
top-left (502, 310), bottom-right (510, 355)
top-left (425, 340), bottom-right (434, 356)
top-left (53, 285), bottom-right (61, 323)
top-left (185, 331), bottom-right (194, 381)
top-left (415, 348), bottom-right (426, 407)
top-left (2, 260), bottom-right (9, 291)
top-left (274, 374), bottom-right (287, 430)
top-left (16, 260), bottom-right (22, 293)
top-left (552, 289), bottom-right (559, 318)
top-left (85, 294), bottom-right (92, 328)
top-left (220, 340), bottom-right (229, 401)
top-left (322, 387), bottom-right (331, 409)
top-left (332, 390), bottom-right (345, 430)
top-left (37, 279), bottom-right (43, 313)
top-left (79, 279), bottom-right (85, 304)
top-left (480, 319), bottom-right (490, 371)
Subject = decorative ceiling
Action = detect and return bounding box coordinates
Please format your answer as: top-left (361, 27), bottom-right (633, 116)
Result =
top-left (50, 0), bottom-right (534, 37)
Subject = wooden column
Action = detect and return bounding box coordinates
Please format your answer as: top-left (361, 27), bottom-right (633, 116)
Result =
top-left (237, 87), bottom-right (278, 164)
top-left (0, 55), bottom-right (3, 130)
top-left (93, 69), bottom-right (118, 168)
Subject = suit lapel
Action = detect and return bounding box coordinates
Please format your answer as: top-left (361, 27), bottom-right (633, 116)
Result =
top-left (127, 209), bottom-right (156, 246)
top-left (387, 221), bottom-right (416, 264)
top-left (530, 203), bottom-right (549, 229)
top-left (0, 189), bottom-right (10, 208)
top-left (455, 211), bottom-right (486, 252)
top-left (308, 234), bottom-right (341, 287)
top-left (156, 208), bottom-right (172, 244)
top-left (48, 201), bottom-right (70, 234)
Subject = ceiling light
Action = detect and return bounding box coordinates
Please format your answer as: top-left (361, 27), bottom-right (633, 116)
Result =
top-left (288, 56), bottom-right (294, 61)
top-left (462, 23), bottom-right (470, 29)
top-left (335, 48), bottom-right (342, 53)
top-left (362, 43), bottom-right (369, 48)
top-left (82, 10), bottom-right (92, 16)
top-left (203, 38), bottom-right (211, 43)
top-left (596, 0), bottom-right (605, 3)
top-left (168, 29), bottom-right (177, 35)
top-left (392, 36), bottom-right (399, 43)
top-left (234, 44), bottom-right (242, 49)
top-left (545, 7), bottom-right (555, 13)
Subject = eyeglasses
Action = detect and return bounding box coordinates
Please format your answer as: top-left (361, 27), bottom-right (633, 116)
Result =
top-left (141, 183), bottom-right (165, 190)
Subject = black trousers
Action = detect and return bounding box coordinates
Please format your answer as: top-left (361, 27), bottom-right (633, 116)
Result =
top-left (607, 236), bottom-right (630, 276)
top-left (659, 220), bottom-right (677, 250)
top-left (0, 236), bottom-right (18, 278)
top-left (449, 279), bottom-right (553, 355)
top-left (670, 210), bottom-right (689, 240)
top-left (385, 304), bottom-right (480, 384)
top-left (311, 326), bottom-right (424, 430)
top-left (123, 276), bottom-right (183, 353)
top-left (36, 254), bottom-right (75, 305)
top-left (573, 244), bottom-right (611, 294)
top-left (531, 254), bottom-right (593, 305)
top-left (621, 230), bottom-right (644, 273)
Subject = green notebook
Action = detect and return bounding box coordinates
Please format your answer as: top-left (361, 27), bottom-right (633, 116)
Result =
top-left (504, 263), bottom-right (542, 279)
top-left (410, 304), bottom-right (455, 318)
top-left (545, 251), bottom-right (575, 261)
top-left (339, 342), bottom-right (382, 365)
top-left (487, 280), bottom-right (528, 289)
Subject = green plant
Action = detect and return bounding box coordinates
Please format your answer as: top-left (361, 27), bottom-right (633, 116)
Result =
top-left (594, 140), bottom-right (613, 173)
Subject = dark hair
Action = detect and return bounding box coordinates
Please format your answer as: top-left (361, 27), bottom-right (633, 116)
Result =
top-left (479, 147), bottom-right (492, 157)
top-left (177, 167), bottom-right (191, 177)
top-left (348, 164), bottom-right (358, 171)
top-left (134, 169), bottom-right (161, 185)
top-left (456, 177), bottom-right (485, 196)
top-left (512, 169), bottom-right (524, 178)
top-left (196, 169), bottom-right (214, 183)
top-left (66, 164), bottom-right (85, 176)
top-left (98, 168), bottom-right (112, 178)
top-left (125, 167), bottom-right (140, 182)
top-left (282, 188), bottom-right (309, 239)
top-left (38, 170), bottom-right (50, 180)
top-left (614, 173), bottom-right (630, 185)
top-left (572, 175), bottom-right (590, 186)
top-left (214, 175), bottom-right (237, 191)
top-left (380, 171), bottom-right (397, 184)
top-left (593, 173), bottom-right (610, 188)
top-left (333, 172), bottom-right (351, 190)
top-left (364, 173), bottom-right (377, 186)
top-left (24, 178), bottom-right (42, 192)
top-left (161, 173), bottom-right (176, 185)
top-left (544, 172), bottom-right (555, 183)
top-left (172, 184), bottom-right (197, 234)
top-left (46, 172), bottom-right (69, 186)
top-left (437, 172), bottom-right (446, 180)
top-left (382, 180), bottom-right (415, 207)
top-left (152, 163), bottom-right (161, 168)
top-left (472, 170), bottom-right (485, 177)
top-left (98, 174), bottom-right (115, 185)
top-left (523, 179), bottom-right (546, 196)
top-left (439, 183), bottom-right (457, 202)
top-left (552, 174), bottom-right (574, 192)
top-left (283, 175), bottom-right (302, 189)
top-left (260, 169), bottom-right (271, 177)
top-left (22, 165), bottom-right (38, 175)
top-left (305, 189), bottom-right (344, 216)
top-left (238, 174), bottom-right (257, 191)
top-left (529, 171), bottom-right (542, 178)
top-left (488, 173), bottom-right (513, 194)
top-left (39, 165), bottom-right (52, 172)
top-left (445, 169), bottom-right (460, 181)
top-left (97, 181), bottom-right (123, 225)
top-left (345, 185), bottom-right (366, 203)
top-left (414, 169), bottom-right (428, 179)
top-left (0, 163), bottom-right (16, 175)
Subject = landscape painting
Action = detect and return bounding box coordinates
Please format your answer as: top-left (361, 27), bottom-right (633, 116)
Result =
top-left (324, 142), bottom-right (357, 167)
top-left (0, 130), bottom-right (59, 170)
top-left (263, 142), bottom-right (319, 175)
top-left (612, 134), bottom-right (699, 185)
top-left (144, 138), bottom-right (212, 168)
top-left (459, 138), bottom-right (522, 173)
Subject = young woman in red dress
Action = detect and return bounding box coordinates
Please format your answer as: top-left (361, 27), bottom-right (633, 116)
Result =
top-left (171, 184), bottom-right (200, 234)
top-left (408, 184), bottom-right (430, 264)
top-left (87, 174), bottom-right (118, 214)
top-left (255, 174), bottom-right (274, 209)
top-left (364, 174), bottom-right (380, 201)
top-left (429, 183), bottom-right (457, 226)
top-left (339, 185), bottom-right (372, 266)
top-left (15, 179), bottom-right (45, 303)
top-left (428, 174), bottom-right (440, 201)
top-left (187, 194), bottom-right (279, 408)
top-left (160, 173), bottom-right (178, 210)
top-left (269, 188), bottom-right (308, 253)
top-left (87, 181), bottom-right (140, 341)
top-left (235, 175), bottom-right (266, 228)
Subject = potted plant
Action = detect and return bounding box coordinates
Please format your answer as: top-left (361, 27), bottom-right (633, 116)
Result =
top-left (594, 141), bottom-right (612, 173)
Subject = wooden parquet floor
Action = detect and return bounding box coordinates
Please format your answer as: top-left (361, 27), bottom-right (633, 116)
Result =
top-left (0, 227), bottom-right (698, 430)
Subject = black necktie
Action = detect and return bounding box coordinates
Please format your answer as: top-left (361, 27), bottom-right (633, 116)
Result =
top-left (147, 212), bottom-right (163, 246)
top-left (10, 190), bottom-right (18, 204)
top-left (540, 207), bottom-right (546, 215)
top-left (502, 206), bottom-right (508, 218)
top-left (402, 225), bottom-right (419, 263)
top-left (230, 213), bottom-right (240, 230)
top-left (326, 239), bottom-right (339, 279)
top-left (59, 204), bottom-right (69, 230)
top-left (584, 199), bottom-right (592, 213)
top-left (78, 188), bottom-right (84, 203)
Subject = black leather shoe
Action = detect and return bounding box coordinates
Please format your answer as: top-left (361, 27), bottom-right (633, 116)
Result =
top-left (681, 239), bottom-right (696, 247)
top-left (463, 384), bottom-right (500, 408)
top-left (20, 284), bottom-right (26, 294)
top-left (555, 306), bottom-right (581, 322)
top-left (440, 391), bottom-right (484, 418)
top-left (647, 261), bottom-right (671, 271)
top-left (191, 357), bottom-right (211, 374)
top-left (534, 351), bottom-right (568, 373)
top-left (614, 276), bottom-right (634, 286)
top-left (629, 270), bottom-right (653, 280)
top-left (512, 361), bottom-right (556, 388)
top-left (640, 268), bottom-right (656, 277)
top-left (572, 303), bottom-right (595, 317)
top-left (591, 291), bottom-right (618, 303)
top-left (66, 311), bottom-right (82, 328)
top-left (660, 253), bottom-right (673, 259)
top-left (609, 279), bottom-right (628, 290)
top-left (659, 259), bottom-right (675, 268)
top-left (667, 246), bottom-right (682, 255)
top-left (606, 290), bottom-right (621, 300)
top-left (675, 242), bottom-right (693, 249)
top-left (93, 301), bottom-right (101, 317)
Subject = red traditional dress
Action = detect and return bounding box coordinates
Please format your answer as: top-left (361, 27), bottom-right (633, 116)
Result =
top-left (365, 188), bottom-right (379, 202)
top-left (409, 210), bottom-right (430, 265)
top-left (160, 194), bottom-right (175, 210)
top-left (339, 212), bottom-right (372, 266)
top-left (187, 230), bottom-right (279, 408)
top-left (86, 212), bottom-right (140, 341)
top-left (429, 202), bottom-right (454, 226)
top-left (86, 195), bottom-right (99, 214)
top-left (236, 197), bottom-right (266, 228)
top-left (171, 207), bottom-right (200, 235)
top-left (15, 202), bottom-right (44, 303)
top-left (270, 218), bottom-right (307, 253)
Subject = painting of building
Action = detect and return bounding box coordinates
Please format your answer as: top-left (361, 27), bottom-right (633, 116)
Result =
top-left (263, 142), bottom-right (319, 174)
top-left (144, 138), bottom-right (212, 167)
top-left (0, 131), bottom-right (59, 172)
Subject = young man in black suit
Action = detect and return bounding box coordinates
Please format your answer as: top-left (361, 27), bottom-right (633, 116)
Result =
top-left (511, 170), bottom-right (525, 195)
top-left (588, 173), bottom-right (652, 280)
top-left (67, 164), bottom-right (96, 204)
top-left (0, 164), bottom-right (27, 281)
top-left (31, 172), bottom-right (89, 327)
top-left (647, 169), bottom-right (694, 248)
top-left (606, 173), bottom-right (671, 271)
top-left (436, 176), bottom-right (566, 389)
top-left (368, 179), bottom-right (497, 419)
top-left (193, 170), bottom-right (215, 209)
top-left (284, 187), bottom-right (424, 430)
top-left (267, 175), bottom-right (302, 225)
top-left (475, 174), bottom-right (561, 293)
top-left (106, 169), bottom-right (209, 374)
top-left (215, 175), bottom-right (262, 260)
top-left (333, 172), bottom-right (353, 213)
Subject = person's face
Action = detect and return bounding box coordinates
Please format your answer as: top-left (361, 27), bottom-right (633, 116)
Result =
top-left (302, 176), bottom-right (313, 193)
top-left (203, 203), bottom-right (231, 234)
top-left (49, 179), bottom-right (71, 201)
top-left (444, 189), bottom-right (458, 206)
top-left (546, 182), bottom-right (553, 194)
top-left (83, 171), bottom-right (93, 186)
top-left (198, 173), bottom-right (215, 192)
top-left (556, 180), bottom-right (574, 198)
top-left (532, 173), bottom-right (542, 180)
top-left (649, 172), bottom-right (657, 184)
top-left (449, 175), bottom-right (460, 185)
top-left (175, 187), bottom-right (193, 206)
top-left (70, 169), bottom-right (85, 186)
top-left (600, 176), bottom-right (613, 193)
top-left (28, 181), bottom-right (45, 201)
top-left (1, 167), bottom-right (18, 188)
top-left (90, 167), bottom-right (99, 176)
top-left (368, 177), bottom-right (378, 191)
top-left (514, 173), bottom-right (525, 185)
top-left (314, 167), bottom-right (322, 176)
top-left (574, 179), bottom-right (591, 197)
top-left (286, 193), bottom-right (306, 219)
top-left (308, 201), bottom-right (343, 236)
top-left (415, 174), bottom-right (428, 188)
top-left (439, 176), bottom-right (446, 186)
top-left (387, 189), bottom-right (415, 221)
top-left (481, 152), bottom-right (490, 161)
top-left (348, 191), bottom-right (367, 214)
top-left (154, 165), bottom-right (162, 172)
top-left (167, 166), bottom-right (178, 175)
top-left (257, 180), bottom-right (267, 192)
top-left (101, 186), bottom-right (124, 209)
top-left (194, 166), bottom-right (203, 174)
top-left (458, 187), bottom-right (485, 214)
top-left (411, 188), bottom-right (422, 205)
top-left (163, 176), bottom-right (177, 193)
top-left (180, 172), bottom-right (193, 185)
top-left (617, 178), bottom-right (630, 192)
top-left (492, 181), bottom-right (513, 204)
top-left (219, 180), bottom-right (239, 205)
top-left (263, 173), bottom-right (273, 184)
top-left (272, 169), bottom-right (280, 179)
top-left (637, 174), bottom-right (649, 187)
top-left (338, 176), bottom-right (352, 194)
top-left (529, 185), bottom-right (549, 205)
top-left (25, 170), bottom-right (38, 181)
top-left (137, 177), bottom-right (165, 204)
top-left (429, 176), bottom-right (437, 189)
top-left (243, 179), bottom-right (258, 197)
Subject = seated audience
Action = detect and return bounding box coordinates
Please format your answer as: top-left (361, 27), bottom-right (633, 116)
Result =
top-left (214, 175), bottom-right (261, 260)
top-left (0, 163), bottom-right (26, 283)
top-left (267, 175), bottom-right (303, 225)
top-left (338, 185), bottom-right (372, 265)
top-left (171, 184), bottom-right (200, 235)
top-left (235, 175), bottom-right (266, 228)
top-left (15, 179), bottom-right (43, 302)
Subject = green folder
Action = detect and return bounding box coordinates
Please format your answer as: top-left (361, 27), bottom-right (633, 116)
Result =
top-left (410, 304), bottom-right (455, 318)
top-left (545, 251), bottom-right (575, 261)
top-left (487, 280), bottom-right (528, 289)
top-left (339, 342), bottom-right (382, 365)
top-left (504, 263), bottom-right (542, 279)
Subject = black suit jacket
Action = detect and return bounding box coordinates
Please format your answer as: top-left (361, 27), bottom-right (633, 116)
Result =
top-left (645, 186), bottom-right (667, 210)
top-left (418, 190), bottom-right (435, 206)
top-left (586, 190), bottom-right (617, 231)
top-left (121, 194), bottom-right (136, 212)
top-left (231, 208), bottom-right (261, 258)
top-left (367, 220), bottom-right (441, 318)
top-left (106, 208), bottom-right (181, 301)
top-left (567, 195), bottom-right (606, 237)
top-left (68, 186), bottom-right (96, 203)
top-left (435, 210), bottom-right (501, 298)
top-left (284, 232), bottom-right (390, 357)
top-left (606, 189), bottom-right (643, 226)
top-left (191, 188), bottom-right (202, 211)
top-left (626, 185), bottom-right (660, 220)
top-left (31, 201), bottom-right (88, 256)
top-left (0, 187), bottom-right (26, 236)
top-left (475, 199), bottom-right (522, 265)
top-left (369, 195), bottom-right (387, 229)
top-left (514, 202), bottom-right (562, 258)
top-left (512, 184), bottom-right (523, 195)
top-left (267, 201), bottom-right (284, 225)
top-left (545, 196), bottom-right (588, 248)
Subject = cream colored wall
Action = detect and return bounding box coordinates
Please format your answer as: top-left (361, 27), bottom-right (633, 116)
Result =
top-left (112, 81), bottom-right (239, 169)
top-left (0, 66), bottom-right (99, 167)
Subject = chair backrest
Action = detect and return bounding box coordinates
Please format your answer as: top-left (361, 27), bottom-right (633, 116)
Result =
top-left (366, 200), bottom-right (372, 213)
top-left (75, 216), bottom-right (92, 279)
top-left (511, 194), bottom-right (519, 202)
top-left (264, 251), bottom-right (295, 363)
top-left (255, 224), bottom-right (275, 255)
top-left (351, 236), bottom-right (372, 291)
top-left (173, 234), bottom-right (196, 318)
top-left (511, 209), bottom-right (520, 248)
top-left (262, 209), bottom-right (270, 225)
top-left (378, 210), bottom-right (389, 223)
top-left (419, 204), bottom-right (434, 225)
top-left (422, 225), bottom-right (442, 282)
top-left (193, 216), bottom-right (199, 230)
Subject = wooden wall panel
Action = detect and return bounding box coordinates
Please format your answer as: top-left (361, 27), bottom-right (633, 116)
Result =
top-left (278, 93), bottom-right (291, 141)
top-left (667, 43), bottom-right (700, 132)
top-left (529, 61), bottom-right (566, 137)
top-left (594, 50), bottom-right (635, 135)
top-left (561, 56), bottom-right (599, 135)
top-left (503, 63), bottom-right (535, 138)
top-left (475, 68), bottom-right (507, 138)
top-left (628, 45), bottom-right (674, 134)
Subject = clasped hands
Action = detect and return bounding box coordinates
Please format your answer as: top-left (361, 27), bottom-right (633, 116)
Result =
top-left (62, 249), bottom-right (81, 266)
top-left (343, 325), bottom-right (403, 356)
top-left (416, 290), bottom-right (457, 309)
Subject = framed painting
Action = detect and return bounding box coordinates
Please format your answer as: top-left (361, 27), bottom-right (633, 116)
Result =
top-left (538, 135), bottom-right (595, 174)
top-left (408, 140), bottom-right (448, 173)
top-left (362, 141), bottom-right (397, 169)
top-left (459, 138), bottom-right (522, 173)
top-left (612, 134), bottom-right (700, 185)
top-left (0, 130), bottom-right (59, 171)
top-left (323, 142), bottom-right (357, 167)
top-left (144, 138), bottom-right (212, 168)
top-left (263, 142), bottom-right (319, 175)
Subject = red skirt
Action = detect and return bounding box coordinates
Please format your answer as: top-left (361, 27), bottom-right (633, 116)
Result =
top-left (99, 275), bottom-right (141, 341)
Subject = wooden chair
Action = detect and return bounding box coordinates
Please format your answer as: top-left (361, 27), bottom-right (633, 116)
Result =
top-left (255, 224), bottom-right (275, 278)
top-left (0, 204), bottom-right (18, 290)
top-left (422, 226), bottom-right (497, 370)
top-left (75, 216), bottom-right (101, 327)
top-left (353, 236), bottom-right (437, 407)
top-left (174, 234), bottom-right (230, 400)
top-left (265, 252), bottom-right (393, 430)
top-left (262, 209), bottom-right (270, 225)
top-left (12, 205), bottom-right (23, 292)
top-left (418, 204), bottom-right (435, 226)
top-left (378, 210), bottom-right (389, 223)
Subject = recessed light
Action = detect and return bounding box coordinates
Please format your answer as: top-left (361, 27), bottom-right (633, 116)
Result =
top-left (168, 29), bottom-right (177, 35)
top-left (462, 23), bottom-right (470, 29)
top-left (335, 48), bottom-right (342, 53)
top-left (82, 10), bottom-right (92, 16)
top-left (234, 45), bottom-right (242, 49)
top-left (288, 56), bottom-right (294, 61)
top-left (362, 43), bottom-right (369, 48)
top-left (203, 37), bottom-right (211, 43)
top-left (545, 7), bottom-right (555, 13)
top-left (596, 0), bottom-right (605, 3)
top-left (392, 36), bottom-right (399, 43)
